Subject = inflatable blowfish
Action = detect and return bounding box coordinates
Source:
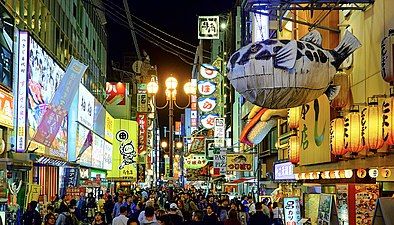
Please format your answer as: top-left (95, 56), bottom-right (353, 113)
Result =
top-left (227, 30), bottom-right (361, 109)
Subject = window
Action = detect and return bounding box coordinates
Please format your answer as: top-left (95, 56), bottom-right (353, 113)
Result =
top-left (85, 25), bottom-right (88, 38)
top-left (93, 39), bottom-right (96, 52)
top-left (73, 2), bottom-right (77, 18)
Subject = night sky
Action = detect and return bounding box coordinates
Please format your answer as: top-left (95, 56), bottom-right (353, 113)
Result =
top-left (106, 0), bottom-right (235, 130)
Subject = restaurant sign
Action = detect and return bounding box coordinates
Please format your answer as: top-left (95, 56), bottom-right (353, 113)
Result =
top-left (226, 154), bottom-right (253, 171)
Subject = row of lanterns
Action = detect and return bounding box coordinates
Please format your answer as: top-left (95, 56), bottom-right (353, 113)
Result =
top-left (294, 168), bottom-right (392, 180)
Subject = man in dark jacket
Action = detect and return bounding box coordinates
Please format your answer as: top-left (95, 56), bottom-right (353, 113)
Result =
top-left (190, 210), bottom-right (204, 225)
top-left (22, 201), bottom-right (42, 225)
top-left (203, 204), bottom-right (219, 225)
top-left (249, 202), bottom-right (270, 225)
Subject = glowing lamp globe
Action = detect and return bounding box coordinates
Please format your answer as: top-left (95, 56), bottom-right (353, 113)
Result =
top-left (288, 135), bottom-right (300, 164)
top-left (344, 109), bottom-right (365, 153)
top-left (183, 81), bottom-right (196, 95)
top-left (147, 81), bottom-right (159, 94)
top-left (165, 76), bottom-right (178, 90)
top-left (331, 71), bottom-right (350, 110)
top-left (383, 96), bottom-right (394, 145)
top-left (330, 117), bottom-right (347, 156)
top-left (362, 102), bottom-right (384, 151)
top-left (288, 106), bottom-right (301, 129)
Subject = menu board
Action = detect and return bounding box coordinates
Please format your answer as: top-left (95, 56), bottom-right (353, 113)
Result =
top-left (355, 184), bottom-right (379, 225)
top-left (304, 194), bottom-right (320, 225)
top-left (336, 185), bottom-right (349, 225)
top-left (284, 197), bottom-right (301, 225)
top-left (318, 194), bottom-right (333, 225)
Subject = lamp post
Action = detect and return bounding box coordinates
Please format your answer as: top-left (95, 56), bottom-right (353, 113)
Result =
top-left (147, 76), bottom-right (195, 178)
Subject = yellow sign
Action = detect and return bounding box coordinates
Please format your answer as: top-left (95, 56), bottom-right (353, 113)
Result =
top-left (105, 112), bottom-right (114, 143)
top-left (26, 184), bottom-right (41, 207)
top-left (107, 119), bottom-right (137, 180)
top-left (226, 154), bottom-right (253, 171)
top-left (299, 95), bottom-right (331, 165)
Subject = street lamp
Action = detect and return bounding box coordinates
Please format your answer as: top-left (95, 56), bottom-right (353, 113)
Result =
top-left (147, 76), bottom-right (195, 178)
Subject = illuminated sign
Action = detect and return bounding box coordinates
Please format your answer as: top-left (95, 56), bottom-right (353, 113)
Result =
top-left (198, 97), bottom-right (217, 112)
top-left (200, 64), bottom-right (218, 79)
top-left (200, 113), bottom-right (219, 129)
top-left (0, 89), bottom-right (13, 128)
top-left (274, 161), bottom-right (296, 181)
top-left (106, 82), bottom-right (126, 105)
top-left (76, 125), bottom-right (92, 167)
top-left (214, 118), bottom-right (225, 148)
top-left (92, 134), bottom-right (104, 169)
top-left (198, 16), bottom-right (219, 39)
top-left (184, 154), bottom-right (208, 169)
top-left (16, 31), bottom-right (28, 152)
top-left (136, 113), bottom-right (147, 154)
top-left (284, 197), bottom-right (302, 225)
top-left (226, 154), bottom-right (253, 171)
top-left (198, 80), bottom-right (216, 96)
top-left (105, 112), bottom-right (114, 143)
top-left (78, 84), bottom-right (94, 129)
top-left (103, 141), bottom-right (113, 170)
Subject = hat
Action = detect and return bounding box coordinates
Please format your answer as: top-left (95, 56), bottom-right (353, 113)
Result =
top-left (170, 203), bottom-right (178, 210)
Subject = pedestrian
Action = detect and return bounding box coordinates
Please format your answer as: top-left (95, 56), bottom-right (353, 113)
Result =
top-left (55, 199), bottom-right (79, 225)
top-left (272, 202), bottom-right (284, 225)
top-left (190, 210), bottom-right (204, 225)
top-left (128, 217), bottom-right (140, 225)
top-left (237, 204), bottom-right (249, 225)
top-left (76, 194), bottom-right (87, 221)
top-left (112, 206), bottom-right (129, 225)
top-left (167, 203), bottom-right (184, 225)
top-left (203, 204), bottom-right (219, 225)
top-left (138, 203), bottom-right (156, 223)
top-left (92, 212), bottom-right (106, 225)
top-left (218, 200), bottom-right (229, 222)
top-left (22, 201), bottom-right (42, 225)
top-left (43, 212), bottom-right (56, 225)
top-left (248, 202), bottom-right (270, 225)
top-left (87, 192), bottom-right (97, 220)
top-left (113, 196), bottom-right (124, 218)
top-left (224, 209), bottom-right (241, 225)
top-left (140, 206), bottom-right (159, 225)
top-left (104, 195), bottom-right (115, 223)
top-left (97, 194), bottom-right (106, 214)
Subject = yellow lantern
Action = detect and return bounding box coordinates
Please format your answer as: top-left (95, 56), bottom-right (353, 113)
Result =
top-left (330, 117), bottom-right (347, 156)
top-left (331, 71), bottom-right (350, 110)
top-left (288, 135), bottom-right (300, 164)
top-left (344, 108), bottom-right (365, 154)
top-left (288, 106), bottom-right (301, 129)
top-left (362, 101), bottom-right (384, 151)
top-left (383, 95), bottom-right (394, 145)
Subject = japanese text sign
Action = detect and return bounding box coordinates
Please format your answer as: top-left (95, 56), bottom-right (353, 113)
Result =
top-left (136, 113), bottom-right (147, 154)
top-left (198, 16), bottom-right (220, 39)
top-left (226, 154), bottom-right (253, 171)
top-left (284, 197), bottom-right (301, 225)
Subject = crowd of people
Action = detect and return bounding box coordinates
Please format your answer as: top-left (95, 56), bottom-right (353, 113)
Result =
top-left (21, 187), bottom-right (284, 225)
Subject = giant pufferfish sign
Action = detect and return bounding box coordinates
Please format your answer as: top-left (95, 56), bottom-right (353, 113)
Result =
top-left (227, 30), bottom-right (361, 109)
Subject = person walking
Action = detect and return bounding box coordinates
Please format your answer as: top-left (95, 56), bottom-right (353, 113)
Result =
top-left (249, 202), bottom-right (270, 225)
top-left (113, 196), bottom-right (124, 218)
top-left (92, 212), bottom-right (106, 225)
top-left (43, 212), bottom-right (56, 225)
top-left (140, 206), bottom-right (159, 225)
top-left (167, 204), bottom-right (184, 225)
top-left (22, 201), bottom-right (42, 225)
top-left (203, 204), bottom-right (219, 225)
top-left (272, 202), bottom-right (284, 225)
top-left (224, 209), bottom-right (241, 225)
top-left (190, 210), bottom-right (204, 225)
top-left (112, 206), bottom-right (129, 225)
top-left (56, 199), bottom-right (79, 225)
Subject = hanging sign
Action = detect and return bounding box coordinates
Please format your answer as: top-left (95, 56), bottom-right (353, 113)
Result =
top-left (214, 118), bottom-right (225, 148)
top-left (137, 93), bottom-right (148, 112)
top-left (200, 64), bottom-right (219, 79)
top-left (381, 168), bottom-right (392, 178)
top-left (184, 154), bottom-right (208, 169)
top-left (213, 148), bottom-right (226, 176)
top-left (226, 154), bottom-right (253, 171)
top-left (201, 113), bottom-right (219, 129)
top-left (198, 80), bottom-right (216, 96)
top-left (136, 113), bottom-right (147, 154)
top-left (284, 197), bottom-right (301, 225)
top-left (198, 97), bottom-right (217, 112)
top-left (369, 168), bottom-right (379, 178)
top-left (198, 16), bottom-right (220, 39)
top-left (357, 168), bottom-right (367, 178)
top-left (78, 84), bottom-right (94, 129)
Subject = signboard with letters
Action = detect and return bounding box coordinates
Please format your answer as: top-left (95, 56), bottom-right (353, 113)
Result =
top-left (284, 197), bottom-right (302, 225)
top-left (274, 161), bottom-right (296, 181)
top-left (136, 113), bottom-right (147, 154)
top-left (78, 84), bottom-right (94, 129)
top-left (213, 148), bottom-right (226, 175)
top-left (105, 82), bottom-right (126, 105)
top-left (226, 154), bottom-right (253, 171)
top-left (198, 16), bottom-right (220, 39)
top-left (214, 118), bottom-right (225, 148)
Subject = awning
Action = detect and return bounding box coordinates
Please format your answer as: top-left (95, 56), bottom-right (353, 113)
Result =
top-left (227, 177), bottom-right (254, 184)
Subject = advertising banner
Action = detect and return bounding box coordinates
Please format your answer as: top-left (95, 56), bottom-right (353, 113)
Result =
top-left (76, 125), bottom-right (92, 167)
top-left (299, 95), bottom-right (331, 165)
top-left (105, 82), bottom-right (126, 105)
top-left (226, 154), bottom-right (253, 171)
top-left (0, 89), bottom-right (13, 128)
top-left (213, 148), bottom-right (226, 176)
top-left (284, 197), bottom-right (301, 225)
top-left (317, 194), bottom-right (334, 225)
top-left (136, 113), bottom-right (147, 154)
top-left (184, 154), bottom-right (208, 169)
top-left (63, 168), bottom-right (79, 187)
top-left (105, 112), bottom-right (114, 143)
top-left (26, 184), bottom-right (41, 205)
top-left (16, 31), bottom-right (28, 152)
top-left (274, 161), bottom-right (296, 181)
top-left (214, 118), bottom-right (225, 148)
top-left (336, 184), bottom-right (349, 225)
top-left (103, 141), bottom-right (113, 170)
top-left (198, 16), bottom-right (220, 39)
top-left (175, 121), bottom-right (181, 135)
top-left (92, 134), bottom-right (104, 169)
top-left (107, 119), bottom-right (138, 179)
top-left (78, 84), bottom-right (94, 129)
top-left (34, 58), bottom-right (87, 148)
top-left (137, 164), bottom-right (146, 183)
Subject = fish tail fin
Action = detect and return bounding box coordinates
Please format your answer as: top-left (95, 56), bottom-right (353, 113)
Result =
top-left (332, 30), bottom-right (361, 69)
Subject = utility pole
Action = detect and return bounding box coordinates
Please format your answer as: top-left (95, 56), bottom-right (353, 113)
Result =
top-left (123, 0), bottom-right (141, 60)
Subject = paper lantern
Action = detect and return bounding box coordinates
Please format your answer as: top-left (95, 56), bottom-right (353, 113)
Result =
top-left (331, 71), bottom-right (350, 110)
top-left (368, 168), bottom-right (379, 178)
top-left (383, 95), bottom-right (394, 145)
top-left (357, 169), bottom-right (367, 178)
top-left (330, 117), bottom-right (348, 156)
top-left (288, 135), bottom-right (300, 164)
top-left (381, 33), bottom-right (394, 83)
top-left (344, 109), bottom-right (365, 153)
top-left (362, 102), bottom-right (384, 151)
top-left (344, 170), bottom-right (353, 178)
top-left (381, 168), bottom-right (391, 178)
top-left (288, 107), bottom-right (301, 129)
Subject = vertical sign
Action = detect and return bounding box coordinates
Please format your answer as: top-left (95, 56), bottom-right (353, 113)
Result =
top-left (136, 113), bottom-right (147, 154)
top-left (284, 197), bottom-right (301, 225)
top-left (175, 121), bottom-right (181, 135)
top-left (213, 148), bottom-right (226, 176)
top-left (137, 93), bottom-right (148, 112)
top-left (190, 79), bottom-right (198, 133)
top-left (16, 31), bottom-right (28, 152)
top-left (198, 16), bottom-right (220, 39)
top-left (214, 118), bottom-right (225, 148)
top-left (78, 84), bottom-right (94, 129)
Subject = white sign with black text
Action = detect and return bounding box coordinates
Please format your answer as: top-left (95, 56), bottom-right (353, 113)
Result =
top-left (198, 16), bottom-right (220, 39)
top-left (213, 148), bottom-right (226, 176)
top-left (78, 84), bottom-right (94, 129)
top-left (214, 118), bottom-right (225, 148)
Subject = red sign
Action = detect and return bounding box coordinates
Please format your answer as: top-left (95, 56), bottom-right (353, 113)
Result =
top-left (106, 82), bottom-right (126, 105)
top-left (136, 113), bottom-right (147, 154)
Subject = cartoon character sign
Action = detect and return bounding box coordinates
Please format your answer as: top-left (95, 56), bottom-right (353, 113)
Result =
top-left (116, 130), bottom-right (136, 170)
top-left (227, 30), bottom-right (361, 109)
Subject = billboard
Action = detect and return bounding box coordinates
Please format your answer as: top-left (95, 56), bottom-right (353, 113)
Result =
top-left (136, 113), bottom-right (147, 154)
top-left (78, 84), bottom-right (94, 129)
top-left (274, 161), bottom-right (296, 181)
top-left (105, 112), bottom-right (114, 143)
top-left (226, 154), bottom-right (253, 171)
top-left (76, 124), bottom-right (92, 167)
top-left (0, 89), bottom-right (13, 128)
top-left (106, 82), bottom-right (126, 105)
top-left (107, 119), bottom-right (138, 179)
